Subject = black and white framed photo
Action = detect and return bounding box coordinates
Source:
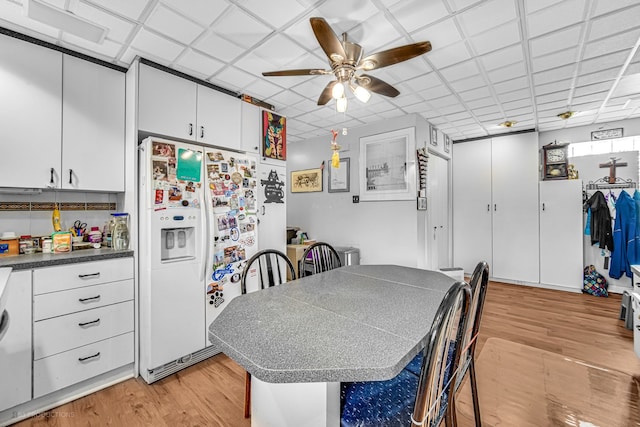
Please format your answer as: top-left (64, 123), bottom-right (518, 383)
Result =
top-left (359, 127), bottom-right (416, 201)
top-left (430, 125), bottom-right (438, 147)
top-left (328, 157), bottom-right (350, 193)
top-left (444, 135), bottom-right (451, 153)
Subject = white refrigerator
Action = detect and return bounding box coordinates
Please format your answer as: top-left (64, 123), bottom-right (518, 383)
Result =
top-left (138, 137), bottom-right (259, 383)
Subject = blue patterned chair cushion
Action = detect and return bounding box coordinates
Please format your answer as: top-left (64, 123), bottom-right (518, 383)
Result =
top-left (403, 352), bottom-right (424, 377)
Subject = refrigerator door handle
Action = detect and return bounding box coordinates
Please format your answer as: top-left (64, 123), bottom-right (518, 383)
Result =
top-left (201, 184), bottom-right (209, 283)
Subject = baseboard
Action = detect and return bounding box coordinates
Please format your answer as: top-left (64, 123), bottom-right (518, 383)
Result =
top-left (490, 277), bottom-right (582, 294)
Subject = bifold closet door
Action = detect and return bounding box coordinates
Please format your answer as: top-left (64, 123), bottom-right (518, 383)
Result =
top-left (452, 138), bottom-right (492, 275)
top-left (491, 133), bottom-right (540, 283)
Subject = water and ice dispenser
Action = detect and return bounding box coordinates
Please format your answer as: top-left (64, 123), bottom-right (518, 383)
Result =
top-left (161, 227), bottom-right (195, 261)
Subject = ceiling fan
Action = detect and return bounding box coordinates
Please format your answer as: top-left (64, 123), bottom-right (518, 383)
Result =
top-left (262, 17), bottom-right (432, 110)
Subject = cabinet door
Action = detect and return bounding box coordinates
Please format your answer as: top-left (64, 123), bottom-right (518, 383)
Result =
top-left (0, 270), bottom-right (32, 412)
top-left (257, 162), bottom-right (286, 254)
top-left (452, 139), bottom-right (492, 275)
top-left (491, 133), bottom-right (540, 282)
top-left (139, 63), bottom-right (197, 140)
top-left (196, 86), bottom-right (241, 149)
top-left (539, 180), bottom-right (583, 289)
top-left (0, 35), bottom-right (62, 189)
top-left (428, 155), bottom-right (450, 270)
top-left (62, 55), bottom-right (125, 191)
top-left (241, 102), bottom-right (261, 154)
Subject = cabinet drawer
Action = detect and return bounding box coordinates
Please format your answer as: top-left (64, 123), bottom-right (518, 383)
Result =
top-left (34, 300), bottom-right (133, 360)
top-left (34, 258), bottom-right (133, 295)
top-left (34, 332), bottom-right (133, 398)
top-left (34, 279), bottom-right (133, 321)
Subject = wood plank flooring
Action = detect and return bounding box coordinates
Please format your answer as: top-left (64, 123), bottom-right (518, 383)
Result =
top-left (13, 281), bottom-right (640, 426)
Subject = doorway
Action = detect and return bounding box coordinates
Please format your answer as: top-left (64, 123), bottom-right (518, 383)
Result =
top-left (427, 153), bottom-right (451, 270)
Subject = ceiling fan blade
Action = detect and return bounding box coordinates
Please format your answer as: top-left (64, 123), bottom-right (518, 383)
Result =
top-left (357, 74), bottom-right (400, 97)
top-left (310, 17), bottom-right (347, 64)
top-left (262, 68), bottom-right (329, 76)
top-left (318, 80), bottom-right (338, 105)
top-left (358, 41), bottom-right (432, 71)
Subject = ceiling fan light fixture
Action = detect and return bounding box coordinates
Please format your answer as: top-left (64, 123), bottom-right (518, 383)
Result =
top-left (351, 84), bottom-right (371, 103)
top-left (499, 120), bottom-right (517, 128)
top-left (331, 81), bottom-right (345, 99)
top-left (557, 111), bottom-right (575, 120)
top-left (361, 60), bottom-right (376, 70)
top-left (336, 95), bottom-right (348, 113)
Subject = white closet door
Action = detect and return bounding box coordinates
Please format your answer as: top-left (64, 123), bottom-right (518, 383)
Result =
top-left (428, 155), bottom-right (450, 270)
top-left (491, 133), bottom-right (540, 282)
top-left (539, 180), bottom-right (583, 290)
top-left (452, 139), bottom-right (492, 275)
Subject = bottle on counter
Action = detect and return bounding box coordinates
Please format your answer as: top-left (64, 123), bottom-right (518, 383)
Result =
top-left (88, 227), bottom-right (102, 248)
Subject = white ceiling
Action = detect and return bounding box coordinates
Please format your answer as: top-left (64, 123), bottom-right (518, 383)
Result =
top-left (1, 0), bottom-right (640, 142)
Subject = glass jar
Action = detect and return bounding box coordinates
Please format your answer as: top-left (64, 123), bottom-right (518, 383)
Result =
top-left (111, 213), bottom-right (129, 250)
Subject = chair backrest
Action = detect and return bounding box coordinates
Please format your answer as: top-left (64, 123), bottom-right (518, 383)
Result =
top-left (299, 242), bottom-right (341, 277)
top-left (411, 281), bottom-right (471, 427)
top-left (241, 249), bottom-right (296, 294)
top-left (454, 261), bottom-right (489, 391)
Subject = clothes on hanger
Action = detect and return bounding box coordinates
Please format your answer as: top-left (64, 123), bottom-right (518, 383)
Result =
top-left (585, 190), bottom-right (614, 251)
top-left (609, 190), bottom-right (639, 279)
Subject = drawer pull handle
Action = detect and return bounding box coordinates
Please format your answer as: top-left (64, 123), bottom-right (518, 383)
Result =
top-left (78, 295), bottom-right (101, 302)
top-left (78, 352), bottom-right (100, 362)
top-left (78, 272), bottom-right (100, 278)
top-left (78, 318), bottom-right (100, 327)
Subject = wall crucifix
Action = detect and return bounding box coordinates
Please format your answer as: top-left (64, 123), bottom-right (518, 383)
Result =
top-left (599, 157), bottom-right (627, 184)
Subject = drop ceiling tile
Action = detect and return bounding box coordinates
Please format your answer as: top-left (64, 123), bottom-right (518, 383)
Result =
top-left (571, 92), bottom-right (607, 105)
top-left (391, 93), bottom-right (425, 108)
top-left (175, 49), bottom-right (225, 77)
top-left (119, 47), bottom-right (141, 66)
top-left (493, 76), bottom-right (530, 94)
top-left (498, 88), bottom-right (531, 103)
top-left (459, 86), bottom-right (492, 101)
top-left (87, 0), bottom-right (150, 21)
top-left (212, 66), bottom-right (258, 92)
top-left (589, 4), bottom-right (640, 41)
top-left (0, 1), bottom-right (60, 39)
top-left (503, 98), bottom-right (533, 112)
top-left (418, 85), bottom-right (453, 100)
top-left (211, 7), bottom-right (272, 49)
top-left (243, 78), bottom-right (285, 100)
top-left (162, 0), bottom-right (228, 27)
top-left (404, 103), bottom-right (431, 114)
top-left (576, 67), bottom-right (619, 86)
top-left (571, 101), bottom-right (602, 111)
top-left (473, 104), bottom-right (501, 116)
top-left (527, 0), bottom-right (586, 38)
top-left (447, 111), bottom-right (473, 121)
top-left (598, 110), bottom-right (634, 121)
top-left (74, 2), bottom-right (136, 44)
top-left (350, 13), bottom-right (404, 51)
top-left (234, 54), bottom-right (282, 79)
top-left (465, 97), bottom-right (495, 109)
top-left (253, 34), bottom-right (308, 66)
top-left (130, 27), bottom-right (185, 63)
top-left (236, 0), bottom-right (304, 28)
top-left (195, 32), bottom-right (245, 63)
top-left (61, 33), bottom-right (123, 58)
top-left (440, 60), bottom-right (480, 82)
top-left (479, 44), bottom-right (524, 71)
top-left (579, 50), bottom-right (630, 75)
top-left (431, 95), bottom-right (462, 108)
top-left (469, 20), bottom-right (520, 55)
top-left (390, 0), bottom-right (449, 33)
top-left (573, 81), bottom-right (613, 98)
top-left (382, 60), bottom-right (432, 82)
top-left (536, 100), bottom-right (569, 112)
top-left (146, 4), bottom-right (204, 45)
top-left (524, 0), bottom-right (563, 14)
top-left (535, 79), bottom-right (573, 96)
top-left (402, 73), bottom-right (447, 93)
top-left (487, 61), bottom-right (527, 83)
top-left (592, 0), bottom-right (640, 17)
top-left (584, 29), bottom-right (640, 60)
top-left (529, 24), bottom-right (582, 58)
top-left (612, 74), bottom-right (640, 98)
top-left (531, 47), bottom-right (578, 73)
top-left (532, 63), bottom-right (576, 85)
top-left (412, 18), bottom-right (463, 50)
top-left (458, 0), bottom-right (516, 36)
top-left (449, 75), bottom-right (487, 92)
top-left (536, 90), bottom-right (570, 104)
top-left (427, 41), bottom-right (472, 69)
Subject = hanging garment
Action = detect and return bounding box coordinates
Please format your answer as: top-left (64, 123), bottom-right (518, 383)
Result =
top-left (606, 190), bottom-right (617, 217)
top-left (585, 207), bottom-right (591, 235)
top-left (609, 190), bottom-right (638, 279)
top-left (586, 190), bottom-right (614, 251)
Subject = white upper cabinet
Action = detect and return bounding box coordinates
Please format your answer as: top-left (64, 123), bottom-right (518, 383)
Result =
top-left (196, 85), bottom-right (241, 149)
top-left (0, 35), bottom-right (62, 189)
top-left (138, 63), bottom-right (197, 139)
top-left (62, 55), bottom-right (125, 191)
top-left (241, 101), bottom-right (261, 155)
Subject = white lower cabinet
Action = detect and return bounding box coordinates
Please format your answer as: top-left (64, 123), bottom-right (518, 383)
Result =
top-left (0, 270), bottom-right (32, 412)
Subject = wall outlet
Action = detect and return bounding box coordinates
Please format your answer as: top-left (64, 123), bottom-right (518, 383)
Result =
top-left (352, 195), bottom-right (359, 203)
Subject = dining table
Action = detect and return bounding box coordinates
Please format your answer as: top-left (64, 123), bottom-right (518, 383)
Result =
top-left (208, 264), bottom-right (457, 427)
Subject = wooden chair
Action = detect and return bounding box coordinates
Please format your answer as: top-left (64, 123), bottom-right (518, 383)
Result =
top-left (299, 242), bottom-right (341, 277)
top-left (341, 280), bottom-right (472, 426)
top-left (240, 249), bottom-right (296, 418)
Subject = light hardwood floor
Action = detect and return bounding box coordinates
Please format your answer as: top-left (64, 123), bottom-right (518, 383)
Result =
top-left (14, 281), bottom-right (640, 426)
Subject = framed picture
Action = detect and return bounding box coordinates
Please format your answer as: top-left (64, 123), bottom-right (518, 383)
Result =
top-left (591, 128), bottom-right (623, 140)
top-left (417, 197), bottom-right (427, 210)
top-left (430, 125), bottom-right (438, 147)
top-left (359, 127), bottom-right (416, 201)
top-left (444, 135), bottom-right (451, 153)
top-left (291, 168), bottom-right (323, 193)
top-left (328, 157), bottom-right (350, 193)
top-left (262, 110), bottom-right (287, 160)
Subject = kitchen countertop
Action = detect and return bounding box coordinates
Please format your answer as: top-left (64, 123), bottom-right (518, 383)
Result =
top-left (0, 248), bottom-right (134, 270)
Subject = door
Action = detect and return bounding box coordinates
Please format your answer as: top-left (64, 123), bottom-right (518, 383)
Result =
top-left (453, 139), bottom-right (492, 275)
top-left (0, 270), bottom-right (32, 412)
top-left (539, 180), bottom-right (583, 289)
top-left (428, 154), bottom-right (450, 270)
top-left (196, 86), bottom-right (241, 149)
top-left (258, 163), bottom-right (286, 254)
top-left (0, 35), bottom-right (62, 189)
top-left (492, 133), bottom-right (540, 282)
top-left (62, 55), bottom-right (125, 191)
top-left (139, 63), bottom-right (197, 140)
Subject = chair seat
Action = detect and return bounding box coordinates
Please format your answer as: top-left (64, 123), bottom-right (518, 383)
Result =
top-left (403, 352), bottom-right (424, 377)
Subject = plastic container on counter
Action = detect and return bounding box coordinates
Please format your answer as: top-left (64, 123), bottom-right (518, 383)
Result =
top-left (19, 235), bottom-right (33, 254)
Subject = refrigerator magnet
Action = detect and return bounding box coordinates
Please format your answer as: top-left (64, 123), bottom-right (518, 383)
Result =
top-left (230, 228), bottom-right (239, 241)
top-left (154, 189), bottom-right (164, 204)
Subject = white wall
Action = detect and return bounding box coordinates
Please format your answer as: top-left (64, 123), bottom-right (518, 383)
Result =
top-left (286, 113), bottom-right (450, 267)
top-left (539, 118), bottom-right (640, 146)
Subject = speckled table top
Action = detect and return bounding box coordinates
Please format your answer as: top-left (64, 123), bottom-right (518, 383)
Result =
top-left (0, 248), bottom-right (133, 270)
top-left (208, 265), bottom-right (456, 384)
